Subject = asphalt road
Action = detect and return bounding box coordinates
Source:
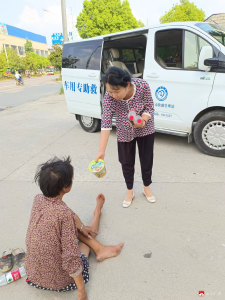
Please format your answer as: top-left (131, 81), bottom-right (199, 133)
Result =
top-left (0, 75), bottom-right (61, 110)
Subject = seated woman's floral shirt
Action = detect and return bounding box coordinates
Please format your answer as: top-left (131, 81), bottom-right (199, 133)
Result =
top-left (25, 194), bottom-right (83, 290)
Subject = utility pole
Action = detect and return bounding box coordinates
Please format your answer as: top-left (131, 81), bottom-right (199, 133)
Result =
top-left (61, 0), bottom-right (68, 43)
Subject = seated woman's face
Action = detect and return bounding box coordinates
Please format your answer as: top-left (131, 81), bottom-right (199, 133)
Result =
top-left (106, 83), bottom-right (130, 100)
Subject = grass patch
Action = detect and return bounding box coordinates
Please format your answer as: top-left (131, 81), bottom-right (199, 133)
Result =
top-left (59, 86), bottom-right (64, 94)
top-left (56, 74), bottom-right (62, 81)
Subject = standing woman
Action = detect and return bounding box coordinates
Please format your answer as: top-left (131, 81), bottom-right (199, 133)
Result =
top-left (95, 67), bottom-right (155, 208)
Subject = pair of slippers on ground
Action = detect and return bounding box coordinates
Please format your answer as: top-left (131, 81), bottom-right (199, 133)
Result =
top-left (0, 248), bottom-right (26, 273)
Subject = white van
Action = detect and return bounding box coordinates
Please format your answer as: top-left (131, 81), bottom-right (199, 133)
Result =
top-left (62, 22), bottom-right (225, 157)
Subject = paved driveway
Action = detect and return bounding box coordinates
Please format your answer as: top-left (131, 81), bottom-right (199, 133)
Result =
top-left (0, 94), bottom-right (224, 300)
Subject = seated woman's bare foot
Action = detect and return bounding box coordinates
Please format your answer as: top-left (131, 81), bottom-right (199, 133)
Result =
top-left (94, 193), bottom-right (105, 215)
top-left (96, 243), bottom-right (124, 262)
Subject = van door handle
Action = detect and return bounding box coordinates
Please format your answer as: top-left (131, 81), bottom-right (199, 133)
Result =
top-left (147, 73), bottom-right (159, 78)
top-left (88, 73), bottom-right (97, 77)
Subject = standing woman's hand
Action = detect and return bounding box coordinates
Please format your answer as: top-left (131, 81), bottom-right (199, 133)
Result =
top-left (129, 119), bottom-right (145, 129)
top-left (95, 151), bottom-right (105, 162)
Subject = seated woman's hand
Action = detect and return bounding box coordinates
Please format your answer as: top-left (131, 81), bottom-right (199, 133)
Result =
top-left (80, 225), bottom-right (98, 239)
top-left (77, 288), bottom-right (88, 300)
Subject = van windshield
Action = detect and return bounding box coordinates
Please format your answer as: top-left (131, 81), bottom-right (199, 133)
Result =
top-left (196, 23), bottom-right (225, 46)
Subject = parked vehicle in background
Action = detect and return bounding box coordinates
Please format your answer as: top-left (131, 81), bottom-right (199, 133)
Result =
top-left (46, 66), bottom-right (54, 75)
top-left (62, 22), bottom-right (225, 157)
top-left (3, 67), bottom-right (15, 77)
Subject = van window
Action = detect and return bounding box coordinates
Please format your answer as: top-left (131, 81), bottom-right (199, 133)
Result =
top-left (62, 40), bottom-right (102, 70)
top-left (184, 31), bottom-right (212, 70)
top-left (155, 30), bottom-right (212, 70)
top-left (134, 49), bottom-right (144, 60)
top-left (196, 23), bottom-right (225, 46)
top-left (87, 47), bottom-right (102, 70)
top-left (156, 30), bottom-right (183, 69)
top-left (121, 49), bottom-right (135, 62)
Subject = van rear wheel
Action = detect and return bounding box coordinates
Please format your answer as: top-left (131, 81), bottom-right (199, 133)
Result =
top-left (78, 115), bottom-right (101, 133)
top-left (194, 110), bottom-right (225, 157)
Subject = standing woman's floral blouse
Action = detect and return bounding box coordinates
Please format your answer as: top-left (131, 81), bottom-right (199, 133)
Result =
top-left (25, 194), bottom-right (83, 290)
top-left (101, 78), bottom-right (155, 142)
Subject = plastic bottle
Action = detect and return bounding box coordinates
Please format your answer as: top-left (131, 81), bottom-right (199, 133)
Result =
top-left (128, 109), bottom-right (137, 124)
top-left (135, 115), bottom-right (143, 124)
top-left (0, 267), bottom-right (26, 286)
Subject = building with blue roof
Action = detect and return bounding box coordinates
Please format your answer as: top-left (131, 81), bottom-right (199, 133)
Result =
top-left (0, 23), bottom-right (48, 56)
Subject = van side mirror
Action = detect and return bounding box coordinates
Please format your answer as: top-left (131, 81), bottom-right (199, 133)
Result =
top-left (204, 57), bottom-right (219, 68)
top-left (198, 46), bottom-right (213, 72)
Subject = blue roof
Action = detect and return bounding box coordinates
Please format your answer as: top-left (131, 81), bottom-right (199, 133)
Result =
top-left (6, 24), bottom-right (47, 44)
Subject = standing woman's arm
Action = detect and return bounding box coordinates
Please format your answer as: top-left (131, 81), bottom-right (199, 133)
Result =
top-left (95, 93), bottom-right (113, 161)
top-left (142, 81), bottom-right (155, 122)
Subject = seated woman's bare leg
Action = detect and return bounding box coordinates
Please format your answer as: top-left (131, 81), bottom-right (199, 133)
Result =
top-left (78, 194), bottom-right (124, 261)
top-left (78, 193), bottom-right (105, 257)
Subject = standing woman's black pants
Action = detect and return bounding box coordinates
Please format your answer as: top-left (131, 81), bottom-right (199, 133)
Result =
top-left (117, 134), bottom-right (154, 190)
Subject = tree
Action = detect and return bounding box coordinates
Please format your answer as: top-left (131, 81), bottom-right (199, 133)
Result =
top-left (6, 48), bottom-right (21, 70)
top-left (25, 38), bottom-right (34, 53)
top-left (38, 56), bottom-right (50, 69)
top-left (160, 0), bottom-right (205, 24)
top-left (137, 20), bottom-right (145, 28)
top-left (76, 0), bottom-right (144, 39)
top-left (0, 52), bottom-right (8, 74)
top-left (48, 44), bottom-right (62, 70)
top-left (21, 52), bottom-right (39, 71)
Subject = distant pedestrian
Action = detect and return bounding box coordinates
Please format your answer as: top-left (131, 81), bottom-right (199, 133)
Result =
top-left (15, 71), bottom-right (23, 84)
top-left (95, 67), bottom-right (155, 208)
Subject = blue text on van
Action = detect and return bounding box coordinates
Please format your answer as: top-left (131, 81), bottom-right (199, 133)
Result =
top-left (64, 81), bottom-right (98, 94)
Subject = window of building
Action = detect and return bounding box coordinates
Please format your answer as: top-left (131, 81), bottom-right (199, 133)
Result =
top-left (18, 46), bottom-right (24, 55)
top-left (11, 45), bottom-right (17, 52)
top-left (184, 31), bottom-right (212, 70)
top-left (45, 51), bottom-right (48, 57)
top-left (5, 44), bottom-right (9, 48)
top-left (156, 30), bottom-right (183, 69)
top-left (62, 40), bottom-right (102, 70)
top-left (41, 50), bottom-right (44, 56)
top-left (36, 50), bottom-right (40, 55)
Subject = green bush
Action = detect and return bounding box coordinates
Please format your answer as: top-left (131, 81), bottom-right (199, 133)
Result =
top-left (56, 75), bottom-right (62, 81)
top-left (59, 86), bottom-right (64, 94)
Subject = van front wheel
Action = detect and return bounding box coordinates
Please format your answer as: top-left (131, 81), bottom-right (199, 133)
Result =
top-left (78, 115), bottom-right (101, 133)
top-left (194, 110), bottom-right (225, 157)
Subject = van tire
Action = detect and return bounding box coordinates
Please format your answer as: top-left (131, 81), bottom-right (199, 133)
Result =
top-left (193, 110), bottom-right (225, 157)
top-left (78, 115), bottom-right (101, 133)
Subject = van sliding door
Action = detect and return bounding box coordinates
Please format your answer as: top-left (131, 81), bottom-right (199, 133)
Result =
top-left (62, 39), bottom-right (103, 119)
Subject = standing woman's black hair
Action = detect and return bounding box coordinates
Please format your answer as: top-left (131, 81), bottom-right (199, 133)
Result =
top-left (102, 67), bottom-right (132, 88)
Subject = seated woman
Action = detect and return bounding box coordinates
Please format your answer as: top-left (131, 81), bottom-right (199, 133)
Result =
top-left (25, 156), bottom-right (124, 300)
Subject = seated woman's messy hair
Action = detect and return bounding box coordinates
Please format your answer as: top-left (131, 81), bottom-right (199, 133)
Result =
top-left (34, 156), bottom-right (74, 198)
top-left (102, 67), bottom-right (132, 88)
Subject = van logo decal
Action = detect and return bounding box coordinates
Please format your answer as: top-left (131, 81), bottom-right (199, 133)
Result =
top-left (155, 86), bottom-right (168, 101)
top-left (200, 76), bottom-right (210, 80)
